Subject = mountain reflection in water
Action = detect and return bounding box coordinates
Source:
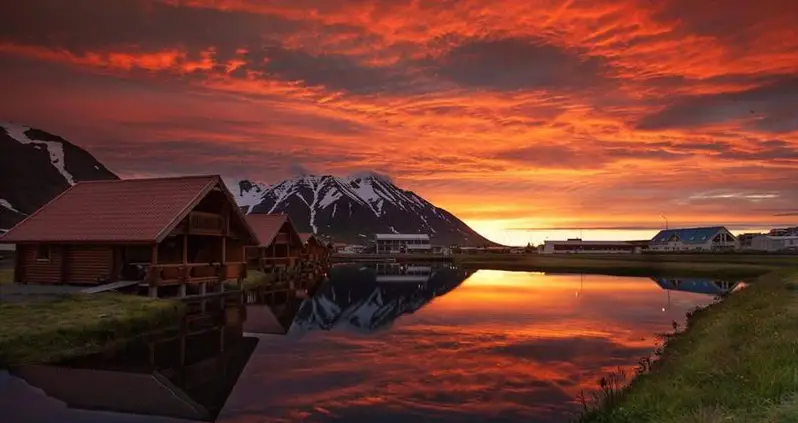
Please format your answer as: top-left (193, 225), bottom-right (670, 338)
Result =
top-left (3, 267), bottom-right (742, 423)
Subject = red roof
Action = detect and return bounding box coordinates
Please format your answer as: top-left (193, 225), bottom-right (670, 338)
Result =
top-left (299, 233), bottom-right (313, 244)
top-left (245, 214), bottom-right (301, 247)
top-left (0, 175), bottom-right (257, 244)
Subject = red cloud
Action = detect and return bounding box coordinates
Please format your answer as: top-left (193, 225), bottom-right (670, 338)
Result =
top-left (0, 0), bottom-right (796, 242)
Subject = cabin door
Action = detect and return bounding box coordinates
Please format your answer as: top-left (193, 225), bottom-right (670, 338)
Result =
top-left (65, 246), bottom-right (114, 285)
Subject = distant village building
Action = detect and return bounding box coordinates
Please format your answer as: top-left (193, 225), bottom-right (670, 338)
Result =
top-left (748, 235), bottom-right (798, 252)
top-left (333, 243), bottom-right (366, 254)
top-left (768, 227), bottom-right (798, 237)
top-left (374, 263), bottom-right (433, 283)
top-left (648, 226), bottom-right (738, 252)
top-left (737, 233), bottom-right (761, 249)
top-left (541, 239), bottom-right (640, 254)
top-left (374, 234), bottom-right (431, 254)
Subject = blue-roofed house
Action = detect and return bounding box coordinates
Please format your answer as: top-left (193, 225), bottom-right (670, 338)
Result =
top-left (648, 226), bottom-right (738, 252)
top-left (652, 277), bottom-right (741, 295)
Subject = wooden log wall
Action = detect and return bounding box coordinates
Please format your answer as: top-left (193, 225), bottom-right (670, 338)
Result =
top-left (66, 246), bottom-right (114, 284)
top-left (17, 245), bottom-right (63, 284)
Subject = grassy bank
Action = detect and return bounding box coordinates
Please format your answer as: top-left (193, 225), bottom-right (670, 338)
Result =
top-left (578, 269), bottom-right (798, 422)
top-left (0, 293), bottom-right (184, 367)
top-left (241, 269), bottom-right (275, 290)
top-left (453, 253), bottom-right (789, 279)
top-left (0, 269), bottom-right (13, 284)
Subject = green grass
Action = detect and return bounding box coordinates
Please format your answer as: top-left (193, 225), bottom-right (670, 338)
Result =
top-left (0, 294), bottom-right (184, 367)
top-left (578, 269), bottom-right (798, 423)
top-left (454, 253), bottom-right (783, 279)
top-left (0, 268), bottom-right (13, 285)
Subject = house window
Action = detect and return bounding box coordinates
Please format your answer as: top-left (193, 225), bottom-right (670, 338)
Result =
top-left (36, 245), bottom-right (51, 262)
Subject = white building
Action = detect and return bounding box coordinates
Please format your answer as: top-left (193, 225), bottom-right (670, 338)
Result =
top-left (374, 234), bottom-right (431, 254)
top-left (334, 243), bottom-right (367, 254)
top-left (768, 227), bottom-right (798, 237)
top-left (648, 226), bottom-right (738, 252)
top-left (374, 263), bottom-right (433, 283)
top-left (541, 239), bottom-right (640, 254)
top-left (748, 235), bottom-right (798, 252)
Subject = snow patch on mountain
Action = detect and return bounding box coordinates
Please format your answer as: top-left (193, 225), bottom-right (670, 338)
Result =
top-left (0, 199), bottom-right (24, 215)
top-left (347, 177), bottom-right (381, 204)
top-left (319, 188), bottom-right (341, 208)
top-left (235, 180), bottom-right (268, 213)
top-left (304, 178), bottom-right (325, 233)
top-left (2, 122), bottom-right (76, 185)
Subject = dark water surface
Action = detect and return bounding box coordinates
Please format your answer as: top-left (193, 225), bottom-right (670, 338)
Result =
top-left (2, 266), bottom-right (741, 423)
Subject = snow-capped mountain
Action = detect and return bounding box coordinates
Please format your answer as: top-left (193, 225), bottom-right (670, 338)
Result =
top-left (0, 122), bottom-right (118, 231)
top-left (235, 175), bottom-right (492, 245)
top-left (288, 264), bottom-right (472, 335)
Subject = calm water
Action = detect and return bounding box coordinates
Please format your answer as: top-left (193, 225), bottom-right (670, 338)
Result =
top-left (2, 266), bottom-right (741, 423)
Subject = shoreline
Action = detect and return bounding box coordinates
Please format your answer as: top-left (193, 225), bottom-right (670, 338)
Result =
top-left (453, 253), bottom-right (794, 279)
top-left (576, 268), bottom-right (798, 422)
top-left (452, 253), bottom-right (798, 422)
top-left (0, 294), bottom-right (184, 368)
top-left (0, 270), bottom-right (275, 369)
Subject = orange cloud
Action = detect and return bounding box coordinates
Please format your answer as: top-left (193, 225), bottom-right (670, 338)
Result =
top-left (0, 0), bottom-right (797, 244)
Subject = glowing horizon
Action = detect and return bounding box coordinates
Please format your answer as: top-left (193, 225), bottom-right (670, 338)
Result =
top-left (1, 0), bottom-right (796, 244)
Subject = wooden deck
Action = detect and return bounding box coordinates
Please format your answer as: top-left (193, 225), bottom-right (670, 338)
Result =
top-left (143, 262), bottom-right (246, 298)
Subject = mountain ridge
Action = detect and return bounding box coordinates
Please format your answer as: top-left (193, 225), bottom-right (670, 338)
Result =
top-left (0, 122), bottom-right (118, 231)
top-left (235, 174), bottom-right (493, 246)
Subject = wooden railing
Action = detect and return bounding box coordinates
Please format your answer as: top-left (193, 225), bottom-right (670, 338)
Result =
top-left (259, 257), bottom-right (298, 268)
top-left (146, 262), bottom-right (246, 286)
top-left (187, 211), bottom-right (225, 235)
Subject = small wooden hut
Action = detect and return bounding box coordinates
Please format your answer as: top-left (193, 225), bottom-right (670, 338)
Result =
top-left (299, 233), bottom-right (331, 277)
top-left (0, 175), bottom-right (258, 297)
top-left (244, 214), bottom-right (303, 278)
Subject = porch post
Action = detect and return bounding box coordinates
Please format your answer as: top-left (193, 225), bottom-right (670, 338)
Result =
top-left (148, 244), bottom-right (159, 297)
top-left (220, 203), bottom-right (228, 291)
top-left (179, 234), bottom-right (188, 297)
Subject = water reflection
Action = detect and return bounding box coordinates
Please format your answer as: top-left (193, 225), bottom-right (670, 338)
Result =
top-left (651, 277), bottom-right (743, 295)
top-left (3, 268), bottom-right (743, 423)
top-left (221, 270), bottom-right (738, 423)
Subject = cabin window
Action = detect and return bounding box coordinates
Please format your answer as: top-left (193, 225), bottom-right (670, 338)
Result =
top-left (124, 245), bottom-right (152, 263)
top-left (36, 245), bottom-right (51, 261)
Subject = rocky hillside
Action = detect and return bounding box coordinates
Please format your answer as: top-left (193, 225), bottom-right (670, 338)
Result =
top-left (0, 122), bottom-right (118, 231)
top-left (235, 175), bottom-right (492, 246)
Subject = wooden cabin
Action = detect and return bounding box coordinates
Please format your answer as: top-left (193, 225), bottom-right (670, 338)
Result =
top-left (0, 175), bottom-right (258, 297)
top-left (299, 233), bottom-right (331, 286)
top-left (299, 233), bottom-right (322, 261)
top-left (244, 214), bottom-right (303, 277)
top-left (300, 232), bottom-right (331, 268)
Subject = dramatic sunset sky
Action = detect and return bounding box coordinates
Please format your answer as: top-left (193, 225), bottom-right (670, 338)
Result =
top-left (1, 0), bottom-right (797, 244)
